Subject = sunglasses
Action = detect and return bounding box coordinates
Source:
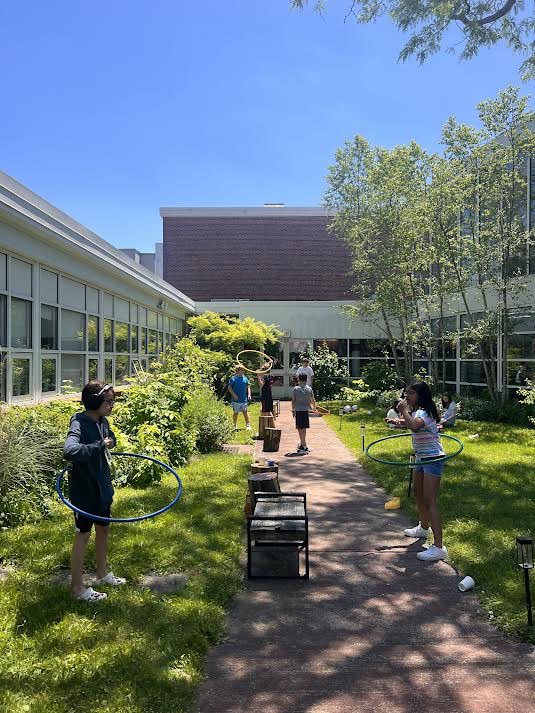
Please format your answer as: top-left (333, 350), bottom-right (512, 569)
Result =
top-left (102, 398), bottom-right (115, 405)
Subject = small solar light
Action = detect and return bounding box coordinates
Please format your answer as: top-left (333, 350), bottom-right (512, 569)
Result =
top-left (516, 535), bottom-right (534, 627)
top-left (360, 424), bottom-right (366, 452)
top-left (338, 408), bottom-right (344, 430)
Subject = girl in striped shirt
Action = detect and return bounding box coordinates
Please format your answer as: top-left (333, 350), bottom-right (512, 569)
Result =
top-left (397, 382), bottom-right (448, 562)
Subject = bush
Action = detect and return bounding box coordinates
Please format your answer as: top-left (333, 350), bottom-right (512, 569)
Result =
top-left (361, 362), bottom-right (400, 391)
top-left (375, 389), bottom-right (403, 409)
top-left (458, 396), bottom-right (533, 425)
top-left (303, 343), bottom-right (349, 400)
top-left (183, 387), bottom-right (233, 453)
top-left (0, 415), bottom-right (59, 527)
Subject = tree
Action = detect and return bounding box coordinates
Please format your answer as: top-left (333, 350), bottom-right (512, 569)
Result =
top-left (290, 0), bottom-right (535, 79)
top-left (303, 342), bottom-right (350, 399)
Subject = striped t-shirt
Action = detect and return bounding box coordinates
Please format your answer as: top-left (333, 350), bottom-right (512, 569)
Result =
top-left (411, 409), bottom-right (444, 458)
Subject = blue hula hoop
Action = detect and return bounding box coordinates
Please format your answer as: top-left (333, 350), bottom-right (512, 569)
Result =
top-left (55, 452), bottom-right (183, 524)
top-left (365, 432), bottom-right (464, 467)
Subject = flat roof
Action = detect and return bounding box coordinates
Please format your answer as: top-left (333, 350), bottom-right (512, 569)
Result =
top-left (0, 171), bottom-right (195, 311)
top-left (160, 207), bottom-right (332, 218)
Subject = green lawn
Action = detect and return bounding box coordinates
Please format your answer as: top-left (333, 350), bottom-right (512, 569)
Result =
top-left (322, 402), bottom-right (535, 643)
top-left (226, 401), bottom-right (261, 445)
top-left (0, 452), bottom-right (249, 713)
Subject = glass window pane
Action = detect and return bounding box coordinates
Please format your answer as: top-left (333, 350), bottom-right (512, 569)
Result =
top-left (115, 298), bottom-right (129, 322)
top-left (157, 313), bottom-right (163, 330)
top-left (40, 269), bottom-right (58, 303)
top-left (41, 358), bottom-right (57, 393)
top-left (508, 361), bottom-right (535, 386)
top-left (147, 310), bottom-right (157, 328)
top-left (139, 307), bottom-right (147, 326)
top-left (131, 324), bottom-right (138, 353)
top-left (115, 355), bottom-right (129, 385)
top-left (169, 318), bottom-right (177, 334)
top-left (313, 339), bottom-right (347, 357)
top-left (0, 353), bottom-right (6, 402)
top-left (11, 258), bottom-right (32, 297)
top-left (164, 316), bottom-right (170, 332)
top-left (141, 327), bottom-right (147, 354)
top-left (61, 277), bottom-right (85, 309)
top-left (178, 319), bottom-right (185, 336)
top-left (41, 304), bottom-right (58, 350)
top-left (460, 361), bottom-right (487, 383)
top-left (61, 354), bottom-right (84, 393)
top-left (87, 287), bottom-right (99, 313)
top-left (166, 333), bottom-right (172, 349)
top-left (437, 360), bottom-right (456, 382)
top-left (61, 309), bottom-right (85, 351)
top-left (131, 303), bottom-right (138, 324)
top-left (104, 358), bottom-right (113, 383)
top-left (88, 358), bottom-right (99, 381)
top-left (103, 292), bottom-right (114, 318)
top-left (11, 298), bottom-right (32, 348)
top-left (115, 322), bottom-right (129, 352)
top-left (0, 294), bottom-right (6, 347)
top-left (158, 332), bottom-right (163, 353)
top-left (148, 329), bottom-right (157, 354)
top-left (88, 315), bottom-right (99, 352)
top-left (104, 319), bottom-right (113, 352)
top-left (507, 334), bottom-right (535, 359)
top-left (0, 253), bottom-right (6, 291)
top-left (12, 358), bottom-right (30, 396)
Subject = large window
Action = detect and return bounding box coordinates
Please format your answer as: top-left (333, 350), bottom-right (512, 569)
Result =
top-left (61, 309), bottom-right (85, 351)
top-left (41, 305), bottom-right (58, 350)
top-left (104, 358), bottom-right (113, 383)
top-left (115, 355), bottom-right (129, 385)
top-left (131, 324), bottom-right (138, 353)
top-left (115, 322), bottom-right (129, 352)
top-left (88, 358), bottom-right (99, 381)
top-left (12, 357), bottom-right (31, 397)
top-left (148, 329), bottom-right (157, 354)
top-left (0, 294), bottom-right (6, 347)
top-left (41, 357), bottom-right (57, 393)
top-left (88, 315), bottom-right (99, 352)
top-left (11, 298), bottom-right (32, 348)
top-left (61, 355), bottom-right (84, 392)
top-left (313, 339), bottom-right (347, 357)
top-left (104, 319), bottom-right (113, 352)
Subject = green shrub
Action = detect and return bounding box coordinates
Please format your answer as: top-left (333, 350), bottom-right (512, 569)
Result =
top-left (376, 389), bottom-right (403, 409)
top-left (458, 396), bottom-right (533, 425)
top-left (0, 415), bottom-right (58, 526)
top-left (361, 362), bottom-right (400, 391)
top-left (183, 387), bottom-right (233, 453)
top-left (303, 343), bottom-right (349, 400)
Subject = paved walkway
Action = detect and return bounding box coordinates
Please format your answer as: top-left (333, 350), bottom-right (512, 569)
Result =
top-left (196, 403), bottom-right (535, 713)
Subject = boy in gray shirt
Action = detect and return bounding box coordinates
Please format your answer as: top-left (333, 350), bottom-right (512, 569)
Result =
top-left (292, 373), bottom-right (317, 453)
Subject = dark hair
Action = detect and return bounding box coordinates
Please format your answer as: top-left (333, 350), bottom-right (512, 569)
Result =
top-left (81, 380), bottom-right (115, 410)
top-left (391, 399), bottom-right (400, 410)
top-left (408, 381), bottom-right (439, 422)
top-left (441, 392), bottom-right (452, 407)
top-left (298, 373), bottom-right (308, 383)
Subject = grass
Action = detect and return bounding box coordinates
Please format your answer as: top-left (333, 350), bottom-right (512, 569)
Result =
top-left (225, 401), bottom-right (260, 445)
top-left (322, 401), bottom-right (535, 643)
top-left (0, 452), bottom-right (250, 713)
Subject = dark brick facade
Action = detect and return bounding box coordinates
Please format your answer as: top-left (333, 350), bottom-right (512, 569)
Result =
top-left (162, 214), bottom-right (354, 301)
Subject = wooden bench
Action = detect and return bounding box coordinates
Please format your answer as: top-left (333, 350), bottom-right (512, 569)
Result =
top-left (247, 492), bottom-right (309, 579)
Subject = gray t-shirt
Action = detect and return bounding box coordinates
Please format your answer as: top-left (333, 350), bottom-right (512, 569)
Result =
top-left (293, 385), bottom-right (314, 412)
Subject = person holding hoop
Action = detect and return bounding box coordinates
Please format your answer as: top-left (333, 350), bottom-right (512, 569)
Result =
top-left (257, 362), bottom-right (274, 417)
top-left (64, 381), bottom-right (126, 602)
top-left (396, 382), bottom-right (448, 562)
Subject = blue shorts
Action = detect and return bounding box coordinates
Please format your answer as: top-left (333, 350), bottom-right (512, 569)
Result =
top-left (232, 401), bottom-right (248, 413)
top-left (414, 457), bottom-right (445, 478)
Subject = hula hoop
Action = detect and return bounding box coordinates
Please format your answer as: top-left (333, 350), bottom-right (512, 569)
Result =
top-left (309, 406), bottom-right (330, 416)
top-left (55, 452), bottom-right (183, 524)
top-left (236, 349), bottom-right (273, 375)
top-left (365, 432), bottom-right (463, 467)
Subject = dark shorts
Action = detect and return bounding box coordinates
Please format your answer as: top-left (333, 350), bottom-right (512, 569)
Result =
top-left (74, 506), bottom-right (111, 533)
top-left (295, 411), bottom-right (310, 430)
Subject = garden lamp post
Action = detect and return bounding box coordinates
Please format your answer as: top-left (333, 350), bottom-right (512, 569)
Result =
top-left (516, 535), bottom-right (534, 627)
top-left (361, 424), bottom-right (366, 453)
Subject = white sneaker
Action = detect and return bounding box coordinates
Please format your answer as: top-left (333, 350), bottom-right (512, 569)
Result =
top-left (404, 524), bottom-right (431, 539)
top-left (232, 426), bottom-right (239, 432)
top-left (416, 544), bottom-right (448, 561)
top-left (245, 424), bottom-right (252, 431)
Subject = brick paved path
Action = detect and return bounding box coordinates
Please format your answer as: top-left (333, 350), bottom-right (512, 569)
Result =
top-left (196, 402), bottom-right (535, 713)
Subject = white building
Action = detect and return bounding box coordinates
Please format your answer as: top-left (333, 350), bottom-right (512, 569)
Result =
top-left (0, 171), bottom-right (194, 404)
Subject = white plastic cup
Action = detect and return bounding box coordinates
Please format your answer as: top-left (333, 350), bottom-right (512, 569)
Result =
top-left (458, 576), bottom-right (475, 592)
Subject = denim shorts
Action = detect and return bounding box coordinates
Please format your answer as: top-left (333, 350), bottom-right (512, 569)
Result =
top-left (414, 457), bottom-right (445, 478)
top-left (231, 401), bottom-right (248, 413)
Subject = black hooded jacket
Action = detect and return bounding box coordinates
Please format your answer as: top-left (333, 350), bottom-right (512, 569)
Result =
top-left (64, 412), bottom-right (116, 514)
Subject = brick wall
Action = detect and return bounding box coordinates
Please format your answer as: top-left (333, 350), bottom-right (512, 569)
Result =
top-left (162, 215), bottom-right (354, 301)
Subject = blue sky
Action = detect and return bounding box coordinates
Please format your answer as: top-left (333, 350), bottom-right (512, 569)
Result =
top-left (0, 1), bottom-right (530, 252)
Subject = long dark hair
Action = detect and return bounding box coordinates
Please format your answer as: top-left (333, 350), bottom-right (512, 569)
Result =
top-left (409, 381), bottom-right (439, 422)
top-left (441, 392), bottom-right (452, 407)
